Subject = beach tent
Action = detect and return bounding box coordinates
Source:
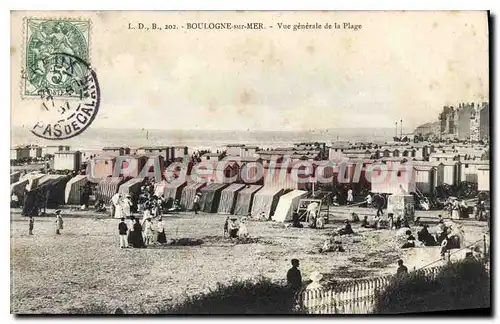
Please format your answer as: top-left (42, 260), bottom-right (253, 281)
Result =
top-left (39, 174), bottom-right (65, 186)
top-left (118, 177), bottom-right (146, 196)
top-left (23, 173), bottom-right (46, 192)
top-left (234, 185), bottom-right (262, 216)
top-left (96, 177), bottom-right (128, 203)
top-left (251, 186), bottom-right (286, 218)
top-left (10, 178), bottom-right (29, 202)
top-left (10, 171), bottom-right (21, 184)
top-left (180, 182), bottom-right (207, 210)
top-left (199, 183), bottom-right (228, 213)
top-left (65, 174), bottom-right (89, 204)
top-left (218, 183), bottom-right (246, 214)
top-left (36, 174), bottom-right (72, 207)
top-left (163, 180), bottom-right (187, 201)
top-left (273, 190), bottom-right (309, 222)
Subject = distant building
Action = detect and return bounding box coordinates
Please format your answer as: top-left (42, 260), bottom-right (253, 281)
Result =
top-left (201, 152), bottom-right (224, 162)
top-left (226, 144), bottom-right (245, 157)
top-left (43, 145), bottom-right (70, 156)
top-left (477, 165), bottom-right (490, 192)
top-left (457, 102), bottom-right (474, 140)
top-left (479, 102), bottom-right (490, 140)
top-left (328, 143), bottom-right (350, 160)
top-left (136, 146), bottom-right (171, 161)
top-left (10, 146), bottom-right (30, 160)
top-left (53, 151), bottom-right (82, 171)
top-left (102, 147), bottom-right (131, 156)
top-left (28, 145), bottom-right (43, 159)
top-left (241, 145), bottom-right (259, 158)
top-left (173, 146), bottom-right (188, 160)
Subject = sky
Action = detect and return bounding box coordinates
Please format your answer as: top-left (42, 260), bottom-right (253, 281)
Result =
top-left (11, 11), bottom-right (489, 131)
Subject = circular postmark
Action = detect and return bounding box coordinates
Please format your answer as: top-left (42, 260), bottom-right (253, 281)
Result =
top-left (30, 52), bottom-right (100, 140)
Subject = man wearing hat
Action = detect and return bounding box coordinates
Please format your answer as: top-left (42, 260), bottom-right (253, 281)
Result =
top-left (55, 210), bottom-right (64, 235)
top-left (287, 259), bottom-right (302, 291)
top-left (193, 192), bottom-right (202, 215)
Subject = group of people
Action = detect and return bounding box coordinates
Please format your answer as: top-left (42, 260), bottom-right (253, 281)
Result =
top-left (223, 216), bottom-right (249, 240)
top-left (117, 215), bottom-right (168, 248)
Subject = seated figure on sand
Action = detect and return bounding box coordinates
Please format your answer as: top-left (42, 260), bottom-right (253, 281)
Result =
top-left (336, 220), bottom-right (355, 236)
top-left (319, 237), bottom-right (345, 253)
top-left (228, 217), bottom-right (240, 239)
top-left (316, 216), bottom-right (325, 229)
top-left (238, 217), bottom-right (249, 239)
top-left (417, 224), bottom-right (437, 246)
top-left (292, 212), bottom-right (303, 228)
top-left (401, 230), bottom-right (416, 249)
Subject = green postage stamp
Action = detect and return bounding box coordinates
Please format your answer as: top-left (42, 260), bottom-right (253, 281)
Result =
top-left (23, 18), bottom-right (90, 98)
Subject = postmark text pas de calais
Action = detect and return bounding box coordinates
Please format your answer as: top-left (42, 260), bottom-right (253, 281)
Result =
top-left (22, 18), bottom-right (99, 140)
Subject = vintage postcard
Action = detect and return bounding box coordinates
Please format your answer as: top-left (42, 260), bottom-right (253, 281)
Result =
top-left (10, 11), bottom-right (490, 315)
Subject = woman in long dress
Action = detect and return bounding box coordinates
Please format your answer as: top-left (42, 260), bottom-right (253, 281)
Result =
top-left (127, 216), bottom-right (135, 246)
top-left (157, 217), bottom-right (167, 244)
top-left (114, 197), bottom-right (123, 219)
top-left (131, 218), bottom-right (145, 248)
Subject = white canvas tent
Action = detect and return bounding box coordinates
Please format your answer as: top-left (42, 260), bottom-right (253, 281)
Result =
top-left (273, 190), bottom-right (308, 222)
top-left (65, 174), bottom-right (89, 204)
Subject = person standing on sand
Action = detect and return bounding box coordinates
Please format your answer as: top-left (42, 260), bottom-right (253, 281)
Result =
top-left (118, 217), bottom-right (128, 248)
top-left (287, 259), bottom-right (302, 291)
top-left (55, 210), bottom-right (64, 235)
top-left (28, 216), bottom-right (34, 235)
top-left (157, 217), bottom-right (167, 244)
top-left (143, 218), bottom-right (154, 246)
top-left (121, 194), bottom-right (132, 218)
top-left (193, 192), bottom-right (201, 215)
top-left (110, 193), bottom-right (120, 218)
top-left (347, 188), bottom-right (354, 205)
top-left (131, 218), bottom-right (146, 248)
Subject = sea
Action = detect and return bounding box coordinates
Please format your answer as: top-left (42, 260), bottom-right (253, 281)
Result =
top-left (11, 126), bottom-right (407, 154)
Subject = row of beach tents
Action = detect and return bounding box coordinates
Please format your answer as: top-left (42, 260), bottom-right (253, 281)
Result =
top-left (10, 172), bottom-right (310, 222)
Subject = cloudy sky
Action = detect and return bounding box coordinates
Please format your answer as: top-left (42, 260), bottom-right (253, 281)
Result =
top-left (11, 11), bottom-right (489, 131)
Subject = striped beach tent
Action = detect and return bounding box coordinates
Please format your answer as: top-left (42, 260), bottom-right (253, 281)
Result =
top-left (96, 177), bottom-right (128, 203)
top-left (199, 183), bottom-right (228, 213)
top-left (65, 175), bottom-right (89, 204)
top-left (217, 183), bottom-right (246, 214)
top-left (24, 173), bottom-right (46, 192)
top-left (234, 185), bottom-right (262, 216)
top-left (11, 179), bottom-right (29, 202)
top-left (118, 177), bottom-right (146, 196)
top-left (272, 190), bottom-right (308, 222)
top-left (10, 171), bottom-right (21, 184)
top-left (36, 175), bottom-right (72, 207)
top-left (164, 180), bottom-right (187, 201)
top-left (180, 182), bottom-right (206, 210)
top-left (39, 174), bottom-right (64, 186)
top-left (251, 186), bottom-right (286, 218)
